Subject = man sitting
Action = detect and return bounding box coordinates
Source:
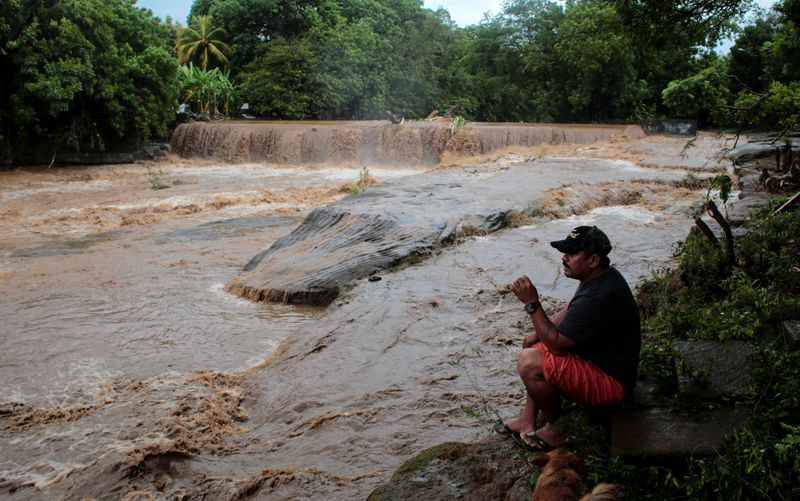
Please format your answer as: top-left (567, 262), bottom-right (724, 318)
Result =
top-left (498, 226), bottom-right (640, 450)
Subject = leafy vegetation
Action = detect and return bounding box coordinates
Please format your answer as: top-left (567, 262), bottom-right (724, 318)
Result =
top-left (176, 15), bottom-right (232, 70)
top-left (147, 166), bottom-right (169, 190)
top-left (350, 166), bottom-right (371, 194)
top-left (448, 116), bottom-right (467, 136)
top-left (177, 63), bottom-right (236, 116)
top-left (664, 0), bottom-right (800, 131)
top-left (0, 0), bottom-right (177, 163)
top-left (178, 0), bottom-right (769, 123)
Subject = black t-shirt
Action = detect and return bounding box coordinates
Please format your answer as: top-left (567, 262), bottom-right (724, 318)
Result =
top-left (557, 267), bottom-right (641, 390)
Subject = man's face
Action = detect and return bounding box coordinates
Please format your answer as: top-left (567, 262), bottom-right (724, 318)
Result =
top-left (561, 250), bottom-right (596, 280)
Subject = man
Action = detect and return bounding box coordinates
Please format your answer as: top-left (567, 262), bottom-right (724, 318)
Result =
top-left (496, 226), bottom-right (640, 450)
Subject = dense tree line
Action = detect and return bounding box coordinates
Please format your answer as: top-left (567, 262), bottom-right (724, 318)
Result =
top-left (192, 0), bottom-right (755, 122)
top-left (1, 0), bottom-right (798, 164)
top-left (0, 0), bottom-right (177, 163)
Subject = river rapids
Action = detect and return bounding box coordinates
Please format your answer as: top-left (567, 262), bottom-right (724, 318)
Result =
top-left (0, 122), bottom-right (733, 499)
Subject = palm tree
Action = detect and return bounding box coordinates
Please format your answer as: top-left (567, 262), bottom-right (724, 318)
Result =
top-left (176, 15), bottom-right (232, 70)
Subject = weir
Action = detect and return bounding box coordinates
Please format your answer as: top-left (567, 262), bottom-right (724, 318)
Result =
top-left (171, 121), bottom-right (643, 166)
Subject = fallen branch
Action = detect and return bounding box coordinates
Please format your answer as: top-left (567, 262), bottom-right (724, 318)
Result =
top-left (774, 191), bottom-right (800, 214)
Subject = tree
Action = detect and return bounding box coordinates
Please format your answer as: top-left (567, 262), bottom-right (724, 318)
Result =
top-left (611, 0), bottom-right (754, 48)
top-left (177, 64), bottom-right (236, 116)
top-left (767, 0), bottom-right (800, 83)
top-left (662, 60), bottom-right (732, 127)
top-left (176, 15), bottom-right (232, 70)
top-left (662, 0), bottom-right (800, 132)
top-left (313, 18), bottom-right (390, 118)
top-left (553, 1), bottom-right (644, 121)
top-left (607, 0), bottom-right (754, 117)
top-left (460, 18), bottom-right (532, 121)
top-left (237, 37), bottom-right (317, 118)
top-left (205, 0), bottom-right (327, 74)
top-left (728, 15), bottom-right (779, 94)
top-left (227, 0), bottom-right (465, 120)
top-left (462, 0), bottom-right (644, 122)
top-left (0, 0), bottom-right (177, 163)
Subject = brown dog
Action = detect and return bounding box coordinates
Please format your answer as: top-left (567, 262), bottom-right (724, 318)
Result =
top-left (531, 448), bottom-right (619, 501)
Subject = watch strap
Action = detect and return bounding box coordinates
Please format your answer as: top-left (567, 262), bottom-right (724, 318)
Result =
top-left (525, 301), bottom-right (541, 314)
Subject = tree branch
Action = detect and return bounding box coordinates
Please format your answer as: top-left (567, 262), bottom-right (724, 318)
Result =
top-left (706, 200), bottom-right (735, 265)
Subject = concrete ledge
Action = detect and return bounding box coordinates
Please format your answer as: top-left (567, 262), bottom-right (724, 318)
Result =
top-left (675, 340), bottom-right (755, 401)
top-left (641, 120), bottom-right (697, 136)
top-left (611, 406), bottom-right (749, 457)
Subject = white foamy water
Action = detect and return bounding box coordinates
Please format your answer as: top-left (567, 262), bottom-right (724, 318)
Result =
top-left (572, 205), bottom-right (660, 225)
top-left (0, 179), bottom-right (115, 199)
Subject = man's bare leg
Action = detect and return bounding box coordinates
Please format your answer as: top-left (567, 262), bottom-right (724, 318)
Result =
top-left (506, 393), bottom-right (537, 434)
top-left (516, 347), bottom-right (565, 447)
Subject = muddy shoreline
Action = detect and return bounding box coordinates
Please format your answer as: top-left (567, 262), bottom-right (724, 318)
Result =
top-left (0, 130), bottom-right (735, 499)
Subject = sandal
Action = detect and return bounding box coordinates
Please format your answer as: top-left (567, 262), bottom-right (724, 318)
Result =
top-left (493, 421), bottom-right (517, 438)
top-left (518, 431), bottom-right (560, 452)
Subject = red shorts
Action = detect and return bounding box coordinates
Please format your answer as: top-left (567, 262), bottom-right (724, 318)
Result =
top-left (534, 342), bottom-right (626, 407)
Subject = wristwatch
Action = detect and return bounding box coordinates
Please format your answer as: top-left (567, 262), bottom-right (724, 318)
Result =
top-left (524, 300), bottom-right (541, 314)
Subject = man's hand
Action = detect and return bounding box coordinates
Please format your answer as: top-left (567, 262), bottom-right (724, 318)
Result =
top-left (523, 332), bottom-right (539, 348)
top-left (507, 275), bottom-right (539, 304)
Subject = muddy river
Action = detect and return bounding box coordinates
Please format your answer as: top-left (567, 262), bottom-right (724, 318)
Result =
top-left (0, 124), bottom-right (734, 499)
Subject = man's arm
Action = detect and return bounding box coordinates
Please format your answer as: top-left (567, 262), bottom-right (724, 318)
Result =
top-left (552, 305), bottom-right (568, 326)
top-left (508, 275), bottom-right (576, 355)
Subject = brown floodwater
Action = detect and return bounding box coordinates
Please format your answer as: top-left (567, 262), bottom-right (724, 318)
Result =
top-left (0, 123), bottom-right (736, 499)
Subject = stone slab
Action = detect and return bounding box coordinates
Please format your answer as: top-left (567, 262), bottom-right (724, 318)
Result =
top-left (611, 406), bottom-right (749, 457)
top-left (641, 119), bottom-right (697, 136)
top-left (731, 143), bottom-right (782, 164)
top-left (726, 191), bottom-right (774, 225)
top-left (783, 320), bottom-right (800, 351)
top-left (675, 340), bottom-right (755, 401)
top-left (226, 157), bottom-right (673, 305)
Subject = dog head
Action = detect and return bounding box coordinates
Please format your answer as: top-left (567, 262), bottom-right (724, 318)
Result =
top-left (531, 449), bottom-right (584, 501)
top-left (532, 448), bottom-right (581, 469)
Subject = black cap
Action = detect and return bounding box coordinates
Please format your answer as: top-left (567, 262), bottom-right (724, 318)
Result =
top-left (550, 226), bottom-right (612, 256)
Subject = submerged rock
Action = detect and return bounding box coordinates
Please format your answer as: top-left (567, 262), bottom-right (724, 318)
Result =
top-left (226, 157), bottom-right (671, 305)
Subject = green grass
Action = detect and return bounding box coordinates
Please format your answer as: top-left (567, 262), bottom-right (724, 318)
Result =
top-left (147, 166), bottom-right (169, 190)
